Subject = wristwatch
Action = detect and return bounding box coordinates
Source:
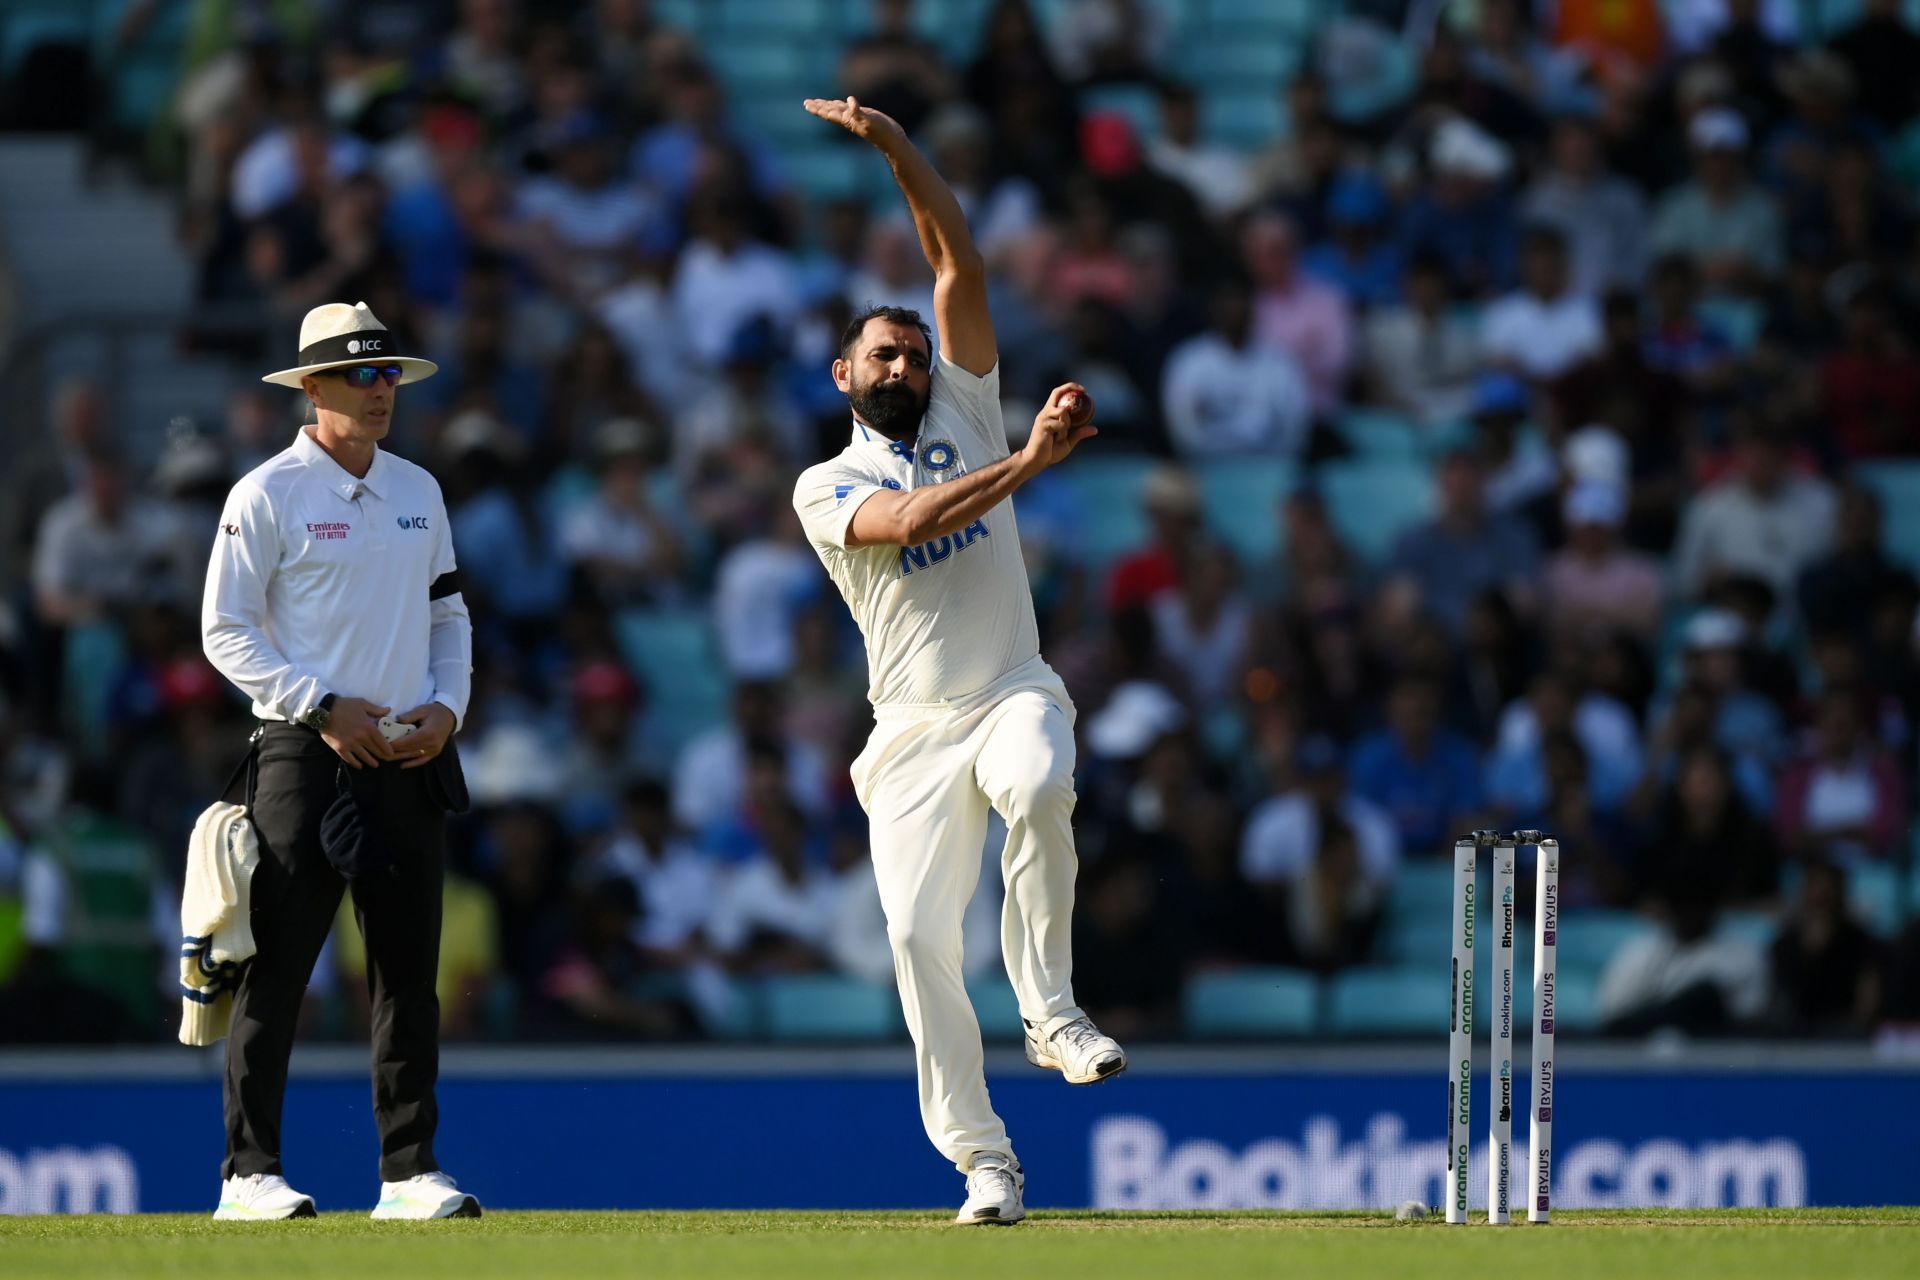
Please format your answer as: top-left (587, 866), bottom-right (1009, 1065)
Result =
top-left (300, 693), bottom-right (338, 733)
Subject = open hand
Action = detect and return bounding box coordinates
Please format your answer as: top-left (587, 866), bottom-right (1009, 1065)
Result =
top-left (803, 96), bottom-right (907, 148)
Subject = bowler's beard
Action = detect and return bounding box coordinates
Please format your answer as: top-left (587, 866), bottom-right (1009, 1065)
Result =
top-left (848, 377), bottom-right (929, 440)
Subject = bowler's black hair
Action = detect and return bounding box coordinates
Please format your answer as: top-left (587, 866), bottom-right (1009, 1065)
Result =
top-left (840, 304), bottom-right (933, 360)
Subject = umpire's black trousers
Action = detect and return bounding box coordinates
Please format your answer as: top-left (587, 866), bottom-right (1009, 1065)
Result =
top-left (223, 722), bottom-right (449, 1183)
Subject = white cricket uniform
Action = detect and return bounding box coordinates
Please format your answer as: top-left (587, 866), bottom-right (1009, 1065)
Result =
top-left (794, 356), bottom-right (1084, 1173)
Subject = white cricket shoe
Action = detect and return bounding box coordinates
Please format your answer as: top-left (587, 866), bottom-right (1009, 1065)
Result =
top-left (1025, 1015), bottom-right (1127, 1085)
top-left (370, 1171), bottom-right (482, 1219)
top-left (213, 1173), bottom-right (317, 1220)
top-left (955, 1153), bottom-right (1025, 1226)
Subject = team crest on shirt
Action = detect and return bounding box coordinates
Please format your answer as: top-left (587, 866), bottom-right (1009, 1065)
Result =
top-left (921, 440), bottom-right (959, 472)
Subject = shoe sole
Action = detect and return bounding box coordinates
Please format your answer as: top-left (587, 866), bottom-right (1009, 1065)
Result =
top-left (213, 1199), bottom-right (317, 1221)
top-left (1026, 1045), bottom-right (1128, 1086)
top-left (371, 1196), bottom-right (483, 1221)
top-left (953, 1208), bottom-right (1026, 1226)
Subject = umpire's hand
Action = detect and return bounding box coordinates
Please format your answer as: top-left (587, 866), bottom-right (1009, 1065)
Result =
top-left (394, 702), bottom-right (456, 770)
top-left (322, 697), bottom-right (400, 770)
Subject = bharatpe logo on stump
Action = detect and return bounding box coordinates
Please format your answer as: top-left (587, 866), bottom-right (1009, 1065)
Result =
top-left (1499, 888), bottom-right (1514, 1039)
top-left (1089, 1117), bottom-right (1809, 1211)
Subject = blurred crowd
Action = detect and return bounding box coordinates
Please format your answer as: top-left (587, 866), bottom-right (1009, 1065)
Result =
top-left (7, 0), bottom-right (1920, 1046)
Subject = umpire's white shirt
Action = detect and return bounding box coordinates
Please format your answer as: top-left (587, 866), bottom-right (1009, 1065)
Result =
top-left (793, 357), bottom-right (1041, 709)
top-left (202, 428), bottom-right (472, 726)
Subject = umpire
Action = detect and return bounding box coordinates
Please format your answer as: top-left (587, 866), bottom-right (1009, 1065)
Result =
top-left (200, 301), bottom-right (479, 1221)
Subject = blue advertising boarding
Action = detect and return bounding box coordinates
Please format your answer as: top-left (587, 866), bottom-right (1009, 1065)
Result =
top-left (2, 1054), bottom-right (1917, 1213)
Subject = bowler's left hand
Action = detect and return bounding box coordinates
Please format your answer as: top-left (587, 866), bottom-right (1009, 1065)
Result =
top-left (395, 702), bottom-right (456, 769)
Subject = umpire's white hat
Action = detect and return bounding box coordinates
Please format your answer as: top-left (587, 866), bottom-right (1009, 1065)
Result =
top-left (261, 301), bottom-right (438, 388)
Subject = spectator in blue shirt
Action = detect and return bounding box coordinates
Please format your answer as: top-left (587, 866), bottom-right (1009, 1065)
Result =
top-left (1349, 677), bottom-right (1485, 855)
top-left (1386, 447), bottom-right (1542, 635)
top-left (1302, 172), bottom-right (1402, 309)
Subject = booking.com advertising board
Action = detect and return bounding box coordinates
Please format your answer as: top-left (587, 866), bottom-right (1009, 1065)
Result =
top-left (2, 1058), bottom-right (1917, 1213)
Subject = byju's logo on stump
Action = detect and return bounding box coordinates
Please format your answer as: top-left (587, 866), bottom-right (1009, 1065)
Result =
top-left (396, 516), bottom-right (430, 530)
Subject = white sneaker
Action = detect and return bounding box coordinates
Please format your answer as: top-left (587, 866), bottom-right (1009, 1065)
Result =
top-left (213, 1173), bottom-right (316, 1220)
top-left (955, 1153), bottom-right (1025, 1226)
top-left (1025, 1015), bottom-right (1127, 1085)
top-left (370, 1171), bottom-right (482, 1220)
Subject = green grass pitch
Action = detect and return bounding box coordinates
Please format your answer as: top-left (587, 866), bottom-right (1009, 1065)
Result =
top-left (3, 1208), bottom-right (1916, 1279)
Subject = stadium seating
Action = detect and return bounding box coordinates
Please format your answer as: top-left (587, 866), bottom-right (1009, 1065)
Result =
top-left (1324, 965), bottom-right (1446, 1036)
top-left (1554, 910), bottom-right (1656, 981)
top-left (1335, 408), bottom-right (1423, 459)
top-left (1199, 89), bottom-right (1286, 150)
top-left (760, 974), bottom-right (905, 1041)
top-left (1082, 83), bottom-right (1164, 140)
top-left (1379, 911), bottom-right (1453, 965)
top-left (1553, 968), bottom-right (1602, 1033)
top-left (1195, 457), bottom-right (1296, 564)
top-left (614, 608), bottom-right (732, 754)
top-left (1850, 460), bottom-right (1920, 568)
top-left (1318, 458), bottom-right (1434, 563)
top-left (967, 974), bottom-right (1027, 1041)
top-left (1182, 967), bottom-right (1318, 1038)
top-left (1776, 860), bottom-right (1911, 938)
top-left (1062, 453), bottom-right (1154, 568)
top-left (1715, 910), bottom-right (1782, 950)
top-left (0, 0), bottom-right (92, 76)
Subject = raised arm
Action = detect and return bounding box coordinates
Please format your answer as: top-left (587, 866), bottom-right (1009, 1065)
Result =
top-left (805, 95), bottom-right (995, 376)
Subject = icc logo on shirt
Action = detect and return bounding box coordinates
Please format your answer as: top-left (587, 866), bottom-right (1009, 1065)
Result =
top-left (396, 516), bottom-right (430, 530)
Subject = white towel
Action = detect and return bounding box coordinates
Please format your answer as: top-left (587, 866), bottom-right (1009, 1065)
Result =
top-left (179, 800), bottom-right (260, 1046)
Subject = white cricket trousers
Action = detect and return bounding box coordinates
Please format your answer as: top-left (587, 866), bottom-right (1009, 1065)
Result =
top-left (850, 659), bottom-right (1085, 1174)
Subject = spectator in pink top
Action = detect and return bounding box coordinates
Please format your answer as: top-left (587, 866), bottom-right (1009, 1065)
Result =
top-left (1242, 211), bottom-right (1352, 414)
top-left (1776, 688), bottom-right (1907, 864)
top-left (1544, 483), bottom-right (1665, 642)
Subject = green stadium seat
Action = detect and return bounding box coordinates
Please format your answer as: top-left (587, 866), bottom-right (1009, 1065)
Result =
top-left (1554, 910), bottom-right (1655, 981)
top-left (1553, 968), bottom-right (1601, 1033)
top-left (967, 975), bottom-right (1025, 1042)
top-left (1318, 458), bottom-right (1434, 564)
top-left (1205, 0), bottom-right (1319, 34)
top-left (710, 40), bottom-right (819, 93)
top-left (706, 977), bottom-right (763, 1041)
top-left (1, 10), bottom-right (93, 76)
top-left (715, 0), bottom-right (833, 33)
top-left (1182, 967), bottom-right (1319, 1039)
top-left (1063, 454), bottom-right (1155, 568)
top-left (1781, 861), bottom-right (1908, 937)
top-left (1195, 457), bottom-right (1296, 563)
top-left (789, 144), bottom-right (868, 202)
top-left (615, 608), bottom-right (730, 752)
top-left (760, 974), bottom-right (904, 1042)
top-left (654, 0), bottom-right (709, 32)
top-left (1200, 89), bottom-right (1286, 150)
top-left (1337, 408), bottom-right (1422, 458)
top-left (1715, 909), bottom-right (1782, 950)
top-left (1380, 913), bottom-right (1453, 965)
top-left (1384, 858), bottom-right (1457, 920)
top-left (1082, 83), bottom-right (1162, 141)
top-left (1176, 36), bottom-right (1300, 89)
top-left (1325, 966), bottom-right (1447, 1036)
top-left (1851, 461), bottom-right (1920, 570)
top-left (1696, 297), bottom-right (1763, 353)
top-left (110, 55), bottom-right (180, 135)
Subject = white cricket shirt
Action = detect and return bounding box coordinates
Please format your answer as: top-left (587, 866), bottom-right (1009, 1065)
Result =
top-left (202, 428), bottom-right (473, 726)
top-left (793, 357), bottom-right (1041, 709)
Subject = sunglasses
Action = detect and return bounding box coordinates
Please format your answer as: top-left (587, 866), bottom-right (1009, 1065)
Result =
top-left (320, 365), bottom-right (405, 388)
